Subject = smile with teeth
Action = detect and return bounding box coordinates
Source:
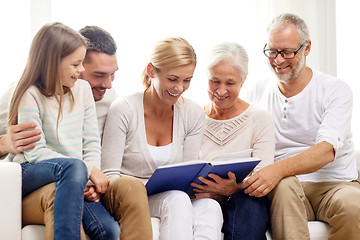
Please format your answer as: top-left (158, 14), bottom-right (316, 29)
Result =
top-left (167, 90), bottom-right (179, 97)
top-left (274, 65), bottom-right (289, 72)
top-left (214, 94), bottom-right (227, 100)
top-left (94, 88), bottom-right (106, 95)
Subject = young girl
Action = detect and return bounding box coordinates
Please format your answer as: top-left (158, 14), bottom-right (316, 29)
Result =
top-left (8, 22), bottom-right (116, 240)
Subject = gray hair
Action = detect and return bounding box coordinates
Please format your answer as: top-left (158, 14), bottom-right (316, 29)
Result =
top-left (267, 13), bottom-right (310, 44)
top-left (206, 42), bottom-right (249, 81)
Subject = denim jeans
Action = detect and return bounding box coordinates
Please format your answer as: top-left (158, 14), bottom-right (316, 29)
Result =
top-left (221, 190), bottom-right (270, 240)
top-left (21, 158), bottom-right (88, 240)
top-left (83, 201), bottom-right (120, 240)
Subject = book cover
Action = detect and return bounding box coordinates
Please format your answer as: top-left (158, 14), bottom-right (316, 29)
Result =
top-left (145, 149), bottom-right (260, 196)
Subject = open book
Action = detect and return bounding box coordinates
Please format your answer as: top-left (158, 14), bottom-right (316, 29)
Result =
top-left (145, 149), bottom-right (260, 196)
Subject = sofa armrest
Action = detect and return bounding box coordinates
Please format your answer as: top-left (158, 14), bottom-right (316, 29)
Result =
top-left (0, 162), bottom-right (22, 240)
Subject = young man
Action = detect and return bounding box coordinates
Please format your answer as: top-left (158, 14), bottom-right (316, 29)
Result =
top-left (0, 26), bottom-right (152, 240)
top-left (243, 13), bottom-right (360, 240)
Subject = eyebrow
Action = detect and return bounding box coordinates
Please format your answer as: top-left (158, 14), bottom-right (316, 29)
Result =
top-left (167, 74), bottom-right (179, 78)
top-left (93, 71), bottom-right (106, 75)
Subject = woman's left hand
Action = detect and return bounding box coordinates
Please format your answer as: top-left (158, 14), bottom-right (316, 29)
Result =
top-left (190, 171), bottom-right (240, 198)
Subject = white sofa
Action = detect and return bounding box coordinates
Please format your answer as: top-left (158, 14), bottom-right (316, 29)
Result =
top-left (1, 151), bottom-right (359, 240)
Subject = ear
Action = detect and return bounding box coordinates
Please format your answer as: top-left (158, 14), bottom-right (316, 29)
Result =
top-left (304, 40), bottom-right (311, 57)
top-left (146, 63), bottom-right (154, 78)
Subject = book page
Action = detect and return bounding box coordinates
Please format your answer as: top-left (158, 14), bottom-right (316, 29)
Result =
top-left (157, 159), bottom-right (207, 169)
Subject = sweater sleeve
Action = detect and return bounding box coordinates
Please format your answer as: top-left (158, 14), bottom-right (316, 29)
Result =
top-left (101, 97), bottom-right (129, 182)
top-left (251, 108), bottom-right (275, 173)
top-left (82, 84), bottom-right (101, 175)
top-left (182, 100), bottom-right (205, 161)
top-left (18, 90), bottom-right (66, 163)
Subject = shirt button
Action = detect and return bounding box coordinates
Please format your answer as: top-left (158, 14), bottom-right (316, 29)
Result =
top-left (283, 115), bottom-right (287, 119)
top-left (284, 107), bottom-right (287, 111)
top-left (285, 99), bottom-right (288, 103)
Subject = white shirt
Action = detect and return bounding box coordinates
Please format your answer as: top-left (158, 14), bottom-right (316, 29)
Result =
top-left (246, 69), bottom-right (358, 182)
top-left (147, 143), bottom-right (173, 167)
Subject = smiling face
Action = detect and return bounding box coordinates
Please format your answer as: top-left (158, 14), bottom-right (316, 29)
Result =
top-left (60, 46), bottom-right (86, 88)
top-left (267, 24), bottom-right (310, 83)
top-left (150, 64), bottom-right (195, 106)
top-left (81, 52), bottom-right (118, 101)
top-left (208, 60), bottom-right (243, 110)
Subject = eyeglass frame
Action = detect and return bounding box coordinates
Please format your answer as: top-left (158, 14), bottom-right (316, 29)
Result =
top-left (263, 41), bottom-right (307, 59)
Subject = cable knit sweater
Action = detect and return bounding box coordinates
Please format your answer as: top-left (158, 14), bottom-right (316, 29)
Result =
top-left (200, 104), bottom-right (275, 173)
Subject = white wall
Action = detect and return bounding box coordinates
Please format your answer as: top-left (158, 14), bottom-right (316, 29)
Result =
top-left (0, 0), bottom-right (359, 146)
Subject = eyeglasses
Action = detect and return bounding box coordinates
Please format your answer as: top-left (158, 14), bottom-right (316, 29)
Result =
top-left (263, 42), bottom-right (307, 59)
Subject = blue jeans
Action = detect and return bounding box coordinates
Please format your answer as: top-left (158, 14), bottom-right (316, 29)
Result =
top-left (83, 201), bottom-right (120, 240)
top-left (221, 190), bottom-right (270, 240)
top-left (21, 158), bottom-right (88, 240)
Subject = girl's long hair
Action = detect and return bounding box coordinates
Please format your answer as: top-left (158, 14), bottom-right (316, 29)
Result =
top-left (8, 22), bottom-right (87, 131)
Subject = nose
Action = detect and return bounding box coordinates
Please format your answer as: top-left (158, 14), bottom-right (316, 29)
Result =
top-left (274, 53), bottom-right (285, 65)
top-left (101, 75), bottom-right (113, 89)
top-left (216, 85), bottom-right (227, 96)
top-left (79, 64), bottom-right (85, 73)
top-left (174, 82), bottom-right (184, 93)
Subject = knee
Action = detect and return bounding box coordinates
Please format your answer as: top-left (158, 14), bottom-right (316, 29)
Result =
top-left (61, 158), bottom-right (88, 183)
top-left (269, 176), bottom-right (302, 202)
top-left (162, 190), bottom-right (192, 215)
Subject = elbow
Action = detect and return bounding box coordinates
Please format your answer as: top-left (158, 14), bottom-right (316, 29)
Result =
top-left (323, 142), bottom-right (336, 164)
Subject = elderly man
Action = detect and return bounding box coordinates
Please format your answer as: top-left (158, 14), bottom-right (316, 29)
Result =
top-left (243, 13), bottom-right (360, 240)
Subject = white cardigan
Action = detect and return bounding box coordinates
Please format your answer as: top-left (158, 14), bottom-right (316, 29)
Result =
top-left (101, 92), bottom-right (205, 183)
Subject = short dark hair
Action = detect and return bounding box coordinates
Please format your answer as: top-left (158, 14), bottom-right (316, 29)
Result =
top-left (79, 26), bottom-right (117, 56)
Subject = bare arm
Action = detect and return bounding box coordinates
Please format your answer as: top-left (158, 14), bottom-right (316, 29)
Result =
top-left (240, 141), bottom-right (335, 197)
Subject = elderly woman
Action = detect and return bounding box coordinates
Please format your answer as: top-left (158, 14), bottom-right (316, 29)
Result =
top-left (192, 42), bottom-right (275, 240)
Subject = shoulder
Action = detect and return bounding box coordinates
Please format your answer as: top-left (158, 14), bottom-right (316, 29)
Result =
top-left (243, 78), bottom-right (276, 104)
top-left (109, 92), bottom-right (142, 114)
top-left (247, 105), bottom-right (274, 125)
top-left (313, 69), bottom-right (351, 94)
top-left (72, 79), bottom-right (92, 95)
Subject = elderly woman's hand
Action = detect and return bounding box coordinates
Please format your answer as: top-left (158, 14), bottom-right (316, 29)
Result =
top-left (190, 171), bottom-right (241, 199)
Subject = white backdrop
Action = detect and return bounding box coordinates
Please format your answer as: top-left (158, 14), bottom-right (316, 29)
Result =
top-left (0, 0), bottom-right (359, 145)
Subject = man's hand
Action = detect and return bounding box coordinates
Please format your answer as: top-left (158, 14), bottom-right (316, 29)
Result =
top-left (190, 172), bottom-right (240, 200)
top-left (240, 164), bottom-right (283, 198)
top-left (89, 167), bottom-right (110, 194)
top-left (3, 121), bottom-right (41, 154)
top-left (84, 185), bottom-right (102, 202)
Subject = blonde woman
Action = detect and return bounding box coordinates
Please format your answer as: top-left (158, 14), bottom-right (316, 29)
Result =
top-left (102, 37), bottom-right (223, 240)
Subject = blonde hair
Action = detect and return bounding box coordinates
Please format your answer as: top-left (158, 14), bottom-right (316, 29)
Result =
top-left (8, 22), bottom-right (87, 131)
top-left (141, 37), bottom-right (197, 89)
